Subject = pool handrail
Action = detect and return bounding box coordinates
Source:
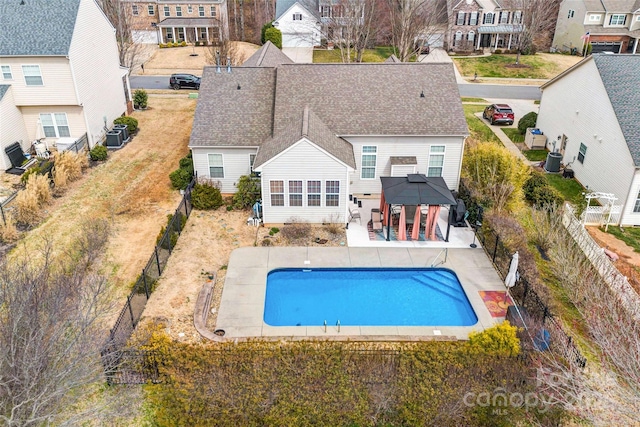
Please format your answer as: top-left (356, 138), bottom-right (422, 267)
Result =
top-left (429, 248), bottom-right (448, 267)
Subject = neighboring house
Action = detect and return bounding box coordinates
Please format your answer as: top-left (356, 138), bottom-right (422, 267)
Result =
top-left (0, 0), bottom-right (131, 169)
top-left (189, 42), bottom-right (468, 224)
top-left (536, 53), bottom-right (640, 226)
top-left (120, 0), bottom-right (229, 44)
top-left (273, 0), bottom-right (321, 48)
top-left (445, 0), bottom-right (524, 52)
top-left (552, 0), bottom-right (640, 54)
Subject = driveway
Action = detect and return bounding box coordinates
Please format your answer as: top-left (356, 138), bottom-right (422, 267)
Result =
top-left (282, 47), bottom-right (313, 63)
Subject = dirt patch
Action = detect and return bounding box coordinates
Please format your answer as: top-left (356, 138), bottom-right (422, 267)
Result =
top-left (139, 41), bottom-right (260, 76)
top-left (586, 226), bottom-right (640, 294)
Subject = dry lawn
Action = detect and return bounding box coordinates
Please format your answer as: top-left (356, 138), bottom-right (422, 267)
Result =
top-left (8, 96), bottom-right (194, 308)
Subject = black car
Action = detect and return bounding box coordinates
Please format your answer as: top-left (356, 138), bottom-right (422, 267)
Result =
top-left (169, 73), bottom-right (201, 90)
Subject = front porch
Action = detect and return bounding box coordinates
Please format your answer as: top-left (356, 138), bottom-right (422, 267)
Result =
top-left (158, 17), bottom-right (222, 44)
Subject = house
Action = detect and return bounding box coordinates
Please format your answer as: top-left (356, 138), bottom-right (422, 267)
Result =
top-left (445, 0), bottom-right (524, 53)
top-left (189, 42), bottom-right (468, 225)
top-left (0, 0), bottom-right (131, 169)
top-left (118, 0), bottom-right (229, 44)
top-left (273, 0), bottom-right (321, 63)
top-left (536, 53), bottom-right (640, 226)
top-left (552, 0), bottom-right (640, 54)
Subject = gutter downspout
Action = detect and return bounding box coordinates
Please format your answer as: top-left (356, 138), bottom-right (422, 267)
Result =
top-left (618, 167), bottom-right (639, 226)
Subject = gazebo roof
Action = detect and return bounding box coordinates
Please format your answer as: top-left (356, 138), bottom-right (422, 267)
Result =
top-left (380, 174), bottom-right (457, 206)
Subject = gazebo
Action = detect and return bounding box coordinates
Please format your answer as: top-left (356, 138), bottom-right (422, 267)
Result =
top-left (379, 174), bottom-right (458, 241)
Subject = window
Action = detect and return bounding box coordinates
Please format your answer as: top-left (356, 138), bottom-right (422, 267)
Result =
top-left (483, 12), bottom-right (493, 24)
top-left (208, 153), bottom-right (224, 178)
top-left (500, 12), bottom-right (509, 24)
top-left (188, 5), bottom-right (193, 13)
top-left (589, 14), bottom-right (601, 21)
top-left (609, 14), bottom-right (626, 25)
top-left (308, 181), bottom-right (321, 206)
top-left (199, 6), bottom-right (204, 16)
top-left (177, 28), bottom-right (185, 40)
top-left (164, 5), bottom-right (170, 16)
top-left (512, 11), bottom-right (521, 23)
top-left (22, 65), bottom-right (43, 86)
top-left (293, 12), bottom-right (302, 20)
top-left (578, 143), bottom-right (587, 164)
top-left (1, 65), bottom-right (12, 80)
top-left (166, 29), bottom-right (173, 39)
top-left (176, 6), bottom-right (182, 16)
top-left (289, 181), bottom-right (302, 206)
top-left (567, 9), bottom-right (574, 19)
top-left (637, 16), bottom-right (640, 21)
top-left (132, 4), bottom-right (138, 15)
top-left (469, 12), bottom-right (478, 25)
top-left (40, 113), bottom-right (70, 138)
top-left (210, 6), bottom-right (216, 17)
top-left (361, 146), bottom-right (377, 179)
top-left (467, 31), bottom-right (475, 42)
top-left (428, 146), bottom-right (445, 177)
top-left (270, 181), bottom-right (284, 206)
top-left (148, 5), bottom-right (154, 15)
top-left (326, 181), bottom-right (339, 207)
top-left (454, 31), bottom-right (463, 45)
top-left (457, 11), bottom-right (465, 25)
top-left (249, 154), bottom-right (256, 172)
top-left (634, 190), bottom-right (640, 213)
top-left (321, 6), bottom-right (330, 17)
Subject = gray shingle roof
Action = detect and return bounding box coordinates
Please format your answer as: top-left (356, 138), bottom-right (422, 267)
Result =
top-left (600, 0), bottom-right (640, 11)
top-left (584, 25), bottom-right (640, 37)
top-left (242, 41), bottom-right (294, 67)
top-left (189, 66), bottom-right (277, 147)
top-left (0, 85), bottom-right (9, 101)
top-left (592, 54), bottom-right (640, 166)
top-left (254, 107), bottom-right (356, 168)
top-left (0, 0), bottom-right (81, 56)
top-left (275, 0), bottom-right (319, 20)
top-left (273, 63), bottom-right (468, 136)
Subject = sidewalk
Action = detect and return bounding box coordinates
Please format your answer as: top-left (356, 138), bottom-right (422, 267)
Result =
top-left (474, 112), bottom-right (533, 164)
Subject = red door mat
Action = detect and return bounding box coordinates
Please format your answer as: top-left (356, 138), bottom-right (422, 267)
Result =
top-left (478, 291), bottom-right (513, 318)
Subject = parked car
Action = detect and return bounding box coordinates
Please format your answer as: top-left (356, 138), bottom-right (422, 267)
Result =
top-left (483, 103), bottom-right (514, 125)
top-left (169, 73), bottom-right (201, 90)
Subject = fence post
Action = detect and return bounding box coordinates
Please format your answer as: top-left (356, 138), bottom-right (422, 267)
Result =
top-left (0, 205), bottom-right (5, 226)
top-left (127, 296), bottom-right (135, 327)
top-left (142, 269), bottom-right (150, 299)
top-left (492, 235), bottom-right (499, 263)
top-left (154, 246), bottom-right (161, 276)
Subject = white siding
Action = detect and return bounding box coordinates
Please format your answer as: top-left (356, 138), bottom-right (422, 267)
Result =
top-left (275, 4), bottom-right (320, 47)
top-left (1, 57), bottom-right (77, 106)
top-left (537, 59), bottom-right (635, 219)
top-left (0, 87), bottom-right (30, 170)
top-left (260, 140), bottom-right (349, 224)
top-left (619, 170), bottom-right (640, 226)
top-left (347, 135), bottom-right (464, 194)
top-left (69, 0), bottom-right (128, 147)
top-left (19, 106), bottom-right (85, 146)
top-left (192, 146), bottom-right (257, 193)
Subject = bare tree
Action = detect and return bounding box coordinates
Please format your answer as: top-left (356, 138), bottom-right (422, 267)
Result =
top-left (319, 0), bottom-right (379, 62)
top-left (382, 0), bottom-right (447, 62)
top-left (98, 0), bottom-right (145, 73)
top-left (0, 221), bottom-right (119, 426)
top-left (510, 0), bottom-right (561, 63)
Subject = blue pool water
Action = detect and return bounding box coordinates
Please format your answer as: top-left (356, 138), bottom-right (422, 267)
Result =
top-left (264, 268), bottom-right (478, 327)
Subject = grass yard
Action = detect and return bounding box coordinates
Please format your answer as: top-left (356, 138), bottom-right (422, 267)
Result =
top-left (604, 226), bottom-right (640, 253)
top-left (523, 149), bottom-right (547, 161)
top-left (313, 46), bottom-right (399, 63)
top-left (502, 128), bottom-right (524, 143)
top-left (545, 173), bottom-right (586, 204)
top-left (461, 97), bottom-right (487, 103)
top-left (454, 53), bottom-right (567, 79)
top-left (463, 104), bottom-right (500, 144)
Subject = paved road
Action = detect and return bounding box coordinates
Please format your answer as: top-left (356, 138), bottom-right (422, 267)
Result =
top-left (131, 75), bottom-right (542, 100)
top-left (458, 83), bottom-right (541, 100)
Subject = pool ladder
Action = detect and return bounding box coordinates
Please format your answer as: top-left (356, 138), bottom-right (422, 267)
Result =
top-left (323, 319), bottom-right (340, 333)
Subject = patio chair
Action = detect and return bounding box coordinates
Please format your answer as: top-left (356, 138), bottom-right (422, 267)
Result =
top-left (371, 209), bottom-right (383, 231)
top-left (348, 207), bottom-right (361, 224)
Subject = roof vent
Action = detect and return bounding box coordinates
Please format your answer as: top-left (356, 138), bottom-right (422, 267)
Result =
top-left (215, 51), bottom-right (221, 73)
top-left (420, 90), bottom-right (425, 98)
top-left (20, 0), bottom-right (25, 4)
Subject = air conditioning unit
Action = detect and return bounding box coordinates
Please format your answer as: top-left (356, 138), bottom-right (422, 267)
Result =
top-left (113, 124), bottom-right (129, 142)
top-left (106, 130), bottom-right (124, 148)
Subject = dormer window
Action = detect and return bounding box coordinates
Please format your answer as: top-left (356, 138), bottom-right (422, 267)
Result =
top-left (293, 12), bottom-right (302, 20)
top-left (609, 14), bottom-right (626, 25)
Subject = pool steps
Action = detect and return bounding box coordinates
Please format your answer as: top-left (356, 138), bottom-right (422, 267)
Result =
top-left (411, 273), bottom-right (465, 303)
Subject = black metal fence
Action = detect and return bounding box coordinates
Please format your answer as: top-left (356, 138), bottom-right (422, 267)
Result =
top-left (0, 190), bottom-right (18, 226)
top-left (459, 181), bottom-right (587, 368)
top-left (66, 133), bottom-right (89, 153)
top-left (102, 177), bottom-right (196, 383)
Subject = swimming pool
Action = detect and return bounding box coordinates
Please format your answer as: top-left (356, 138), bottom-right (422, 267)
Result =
top-left (264, 268), bottom-right (478, 327)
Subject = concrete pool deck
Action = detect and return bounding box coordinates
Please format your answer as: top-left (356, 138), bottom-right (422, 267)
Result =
top-left (215, 247), bottom-right (506, 340)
